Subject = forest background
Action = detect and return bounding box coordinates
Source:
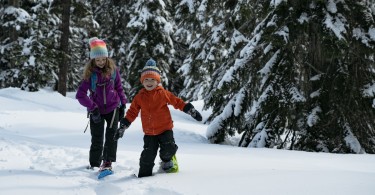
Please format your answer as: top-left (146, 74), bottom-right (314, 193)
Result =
top-left (1, 0), bottom-right (375, 153)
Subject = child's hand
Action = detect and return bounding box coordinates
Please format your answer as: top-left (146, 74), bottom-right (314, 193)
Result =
top-left (114, 118), bottom-right (131, 140)
top-left (91, 108), bottom-right (101, 123)
top-left (114, 127), bottom-right (127, 140)
top-left (183, 103), bottom-right (203, 121)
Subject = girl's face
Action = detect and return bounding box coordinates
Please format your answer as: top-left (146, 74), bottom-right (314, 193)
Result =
top-left (142, 78), bottom-right (158, 91)
top-left (94, 57), bottom-right (107, 69)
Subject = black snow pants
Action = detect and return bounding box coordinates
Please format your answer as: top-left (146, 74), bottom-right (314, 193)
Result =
top-left (138, 130), bottom-right (178, 177)
top-left (89, 108), bottom-right (119, 167)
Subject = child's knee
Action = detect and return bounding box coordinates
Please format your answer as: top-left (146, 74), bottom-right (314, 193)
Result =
top-left (160, 143), bottom-right (178, 161)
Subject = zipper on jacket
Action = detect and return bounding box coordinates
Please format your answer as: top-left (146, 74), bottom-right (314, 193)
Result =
top-left (97, 82), bottom-right (107, 112)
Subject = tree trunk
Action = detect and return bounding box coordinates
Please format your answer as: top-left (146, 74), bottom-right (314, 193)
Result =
top-left (57, 0), bottom-right (71, 96)
top-left (9, 0), bottom-right (19, 42)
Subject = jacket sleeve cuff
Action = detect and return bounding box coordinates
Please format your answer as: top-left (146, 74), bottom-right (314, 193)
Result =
top-left (124, 117), bottom-right (132, 126)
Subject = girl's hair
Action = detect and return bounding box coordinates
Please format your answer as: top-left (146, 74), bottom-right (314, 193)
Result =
top-left (82, 58), bottom-right (116, 80)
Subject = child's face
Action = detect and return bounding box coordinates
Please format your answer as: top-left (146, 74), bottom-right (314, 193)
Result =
top-left (142, 78), bottom-right (158, 91)
top-left (94, 57), bottom-right (107, 68)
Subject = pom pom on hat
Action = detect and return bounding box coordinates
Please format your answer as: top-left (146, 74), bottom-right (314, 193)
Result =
top-left (140, 58), bottom-right (161, 83)
top-left (89, 37), bottom-right (108, 59)
top-left (146, 59), bottom-right (156, 66)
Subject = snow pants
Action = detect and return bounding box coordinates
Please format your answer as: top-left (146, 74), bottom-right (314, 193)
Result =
top-left (89, 108), bottom-right (119, 167)
top-left (138, 130), bottom-right (178, 177)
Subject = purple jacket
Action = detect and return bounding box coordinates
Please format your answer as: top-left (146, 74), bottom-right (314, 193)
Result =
top-left (76, 67), bottom-right (127, 114)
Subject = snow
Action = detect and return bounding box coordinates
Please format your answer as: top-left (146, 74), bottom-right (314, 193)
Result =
top-left (275, 26), bottom-right (289, 43)
top-left (362, 82), bottom-right (375, 97)
top-left (297, 12), bottom-right (309, 24)
top-left (206, 99), bottom-right (235, 139)
top-left (362, 83), bottom-right (375, 108)
top-left (368, 28), bottom-right (375, 41)
top-left (324, 12), bottom-right (347, 40)
top-left (310, 89), bottom-right (321, 98)
top-left (234, 88), bottom-right (245, 116)
top-left (1, 87), bottom-right (375, 195)
top-left (307, 106), bottom-right (322, 127)
top-left (179, 0), bottom-right (195, 13)
top-left (326, 0), bottom-right (338, 14)
top-left (310, 73), bottom-right (322, 81)
top-left (259, 50), bottom-right (280, 88)
top-left (270, 0), bottom-right (286, 8)
top-left (218, 32), bottom-right (261, 89)
top-left (249, 127), bottom-right (268, 148)
top-left (4, 7), bottom-right (30, 24)
top-left (28, 55), bottom-right (36, 66)
top-left (230, 30), bottom-right (248, 55)
top-left (127, 5), bottom-right (151, 30)
top-left (211, 24), bottom-right (225, 44)
top-left (343, 123), bottom-right (362, 154)
top-left (289, 86), bottom-right (306, 103)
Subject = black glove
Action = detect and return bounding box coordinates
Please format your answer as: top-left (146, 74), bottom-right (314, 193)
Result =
top-left (114, 118), bottom-right (131, 140)
top-left (118, 104), bottom-right (126, 119)
top-left (91, 108), bottom-right (101, 123)
top-left (183, 103), bottom-right (202, 121)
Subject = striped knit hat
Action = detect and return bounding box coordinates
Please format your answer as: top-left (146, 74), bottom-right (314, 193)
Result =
top-left (140, 58), bottom-right (161, 83)
top-left (89, 37), bottom-right (108, 59)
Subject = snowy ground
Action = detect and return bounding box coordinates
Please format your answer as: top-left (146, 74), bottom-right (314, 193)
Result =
top-left (0, 87), bottom-right (374, 195)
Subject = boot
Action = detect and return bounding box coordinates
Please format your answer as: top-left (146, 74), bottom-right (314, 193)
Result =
top-left (99, 160), bottom-right (112, 172)
top-left (162, 155), bottom-right (178, 173)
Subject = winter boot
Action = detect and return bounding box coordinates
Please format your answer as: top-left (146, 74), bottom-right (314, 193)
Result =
top-left (99, 160), bottom-right (112, 172)
top-left (162, 155), bottom-right (178, 173)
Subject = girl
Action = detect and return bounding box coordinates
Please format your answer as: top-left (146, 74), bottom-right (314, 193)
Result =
top-left (76, 37), bottom-right (127, 172)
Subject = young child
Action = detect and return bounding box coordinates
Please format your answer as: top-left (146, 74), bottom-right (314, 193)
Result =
top-left (76, 37), bottom-right (127, 173)
top-left (114, 58), bottom-right (202, 177)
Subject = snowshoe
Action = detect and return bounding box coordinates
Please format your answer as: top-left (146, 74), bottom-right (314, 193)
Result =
top-left (162, 155), bottom-right (179, 173)
top-left (98, 161), bottom-right (113, 179)
top-left (98, 169), bottom-right (113, 179)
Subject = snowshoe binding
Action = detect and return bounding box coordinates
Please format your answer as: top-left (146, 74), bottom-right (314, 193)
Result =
top-left (162, 155), bottom-right (179, 173)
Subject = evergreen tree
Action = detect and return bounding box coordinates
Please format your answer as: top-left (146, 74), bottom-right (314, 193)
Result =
top-left (177, 0), bottom-right (229, 101)
top-left (177, 0), bottom-right (259, 102)
top-left (205, 0), bottom-right (375, 153)
top-left (172, 0), bottom-right (200, 95)
top-left (0, 0), bottom-right (60, 91)
top-left (122, 0), bottom-right (179, 99)
top-left (91, 0), bottom-right (133, 98)
top-left (68, 0), bottom-right (98, 91)
top-left (295, 0), bottom-right (375, 153)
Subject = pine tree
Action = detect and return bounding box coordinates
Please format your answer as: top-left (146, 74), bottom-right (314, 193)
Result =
top-left (67, 0), bottom-right (97, 91)
top-left (204, 0), bottom-right (375, 153)
top-left (295, 0), bottom-right (375, 153)
top-left (0, 0), bottom-right (98, 91)
top-left (0, 0), bottom-right (60, 91)
top-left (91, 0), bottom-right (133, 98)
top-left (173, 0), bottom-right (202, 96)
top-left (177, 0), bottom-right (232, 101)
top-left (121, 0), bottom-right (179, 99)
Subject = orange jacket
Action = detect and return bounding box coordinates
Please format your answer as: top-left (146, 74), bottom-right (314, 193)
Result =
top-left (125, 86), bottom-right (186, 135)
